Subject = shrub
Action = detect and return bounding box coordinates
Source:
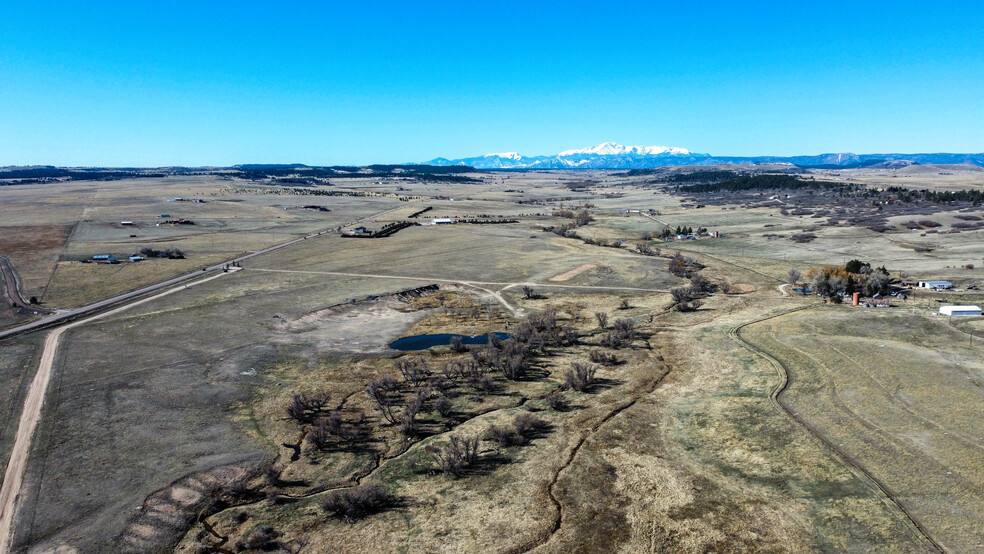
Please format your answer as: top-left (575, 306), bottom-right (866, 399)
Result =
top-left (449, 336), bottom-right (466, 353)
top-left (487, 424), bottom-right (523, 448)
top-left (589, 350), bottom-right (619, 366)
top-left (433, 396), bottom-right (453, 418)
top-left (563, 362), bottom-right (597, 392)
top-left (594, 312), bottom-right (608, 329)
top-left (238, 525), bottom-right (281, 551)
top-left (674, 299), bottom-right (703, 312)
top-left (513, 412), bottom-right (547, 437)
top-left (425, 434), bottom-right (480, 476)
top-left (322, 483), bottom-right (396, 522)
top-left (689, 273), bottom-right (713, 294)
top-left (544, 389), bottom-right (567, 410)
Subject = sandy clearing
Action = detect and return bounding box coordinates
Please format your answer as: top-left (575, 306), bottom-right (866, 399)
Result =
top-left (0, 270), bottom-right (231, 553)
top-left (549, 263), bottom-right (597, 282)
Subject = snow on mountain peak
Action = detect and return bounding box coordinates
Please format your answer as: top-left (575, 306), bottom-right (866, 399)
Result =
top-left (484, 152), bottom-right (521, 160)
top-left (558, 142), bottom-right (690, 157)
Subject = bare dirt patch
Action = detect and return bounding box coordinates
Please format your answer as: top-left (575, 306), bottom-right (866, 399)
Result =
top-left (549, 263), bottom-right (597, 282)
top-left (270, 296), bottom-right (437, 353)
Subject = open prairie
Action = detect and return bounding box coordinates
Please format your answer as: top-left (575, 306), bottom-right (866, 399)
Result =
top-left (2, 168), bottom-right (983, 553)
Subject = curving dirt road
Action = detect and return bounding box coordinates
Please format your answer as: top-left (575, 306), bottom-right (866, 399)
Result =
top-left (0, 270), bottom-right (234, 553)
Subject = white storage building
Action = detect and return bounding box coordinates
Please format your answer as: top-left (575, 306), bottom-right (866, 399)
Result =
top-left (939, 305), bottom-right (982, 317)
top-left (918, 280), bottom-right (953, 289)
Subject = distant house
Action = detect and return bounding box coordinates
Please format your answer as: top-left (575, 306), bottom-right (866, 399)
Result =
top-left (432, 218), bottom-right (454, 225)
top-left (940, 305), bottom-right (982, 317)
top-left (92, 254), bottom-right (111, 260)
top-left (121, 221), bottom-right (134, 226)
top-left (918, 280), bottom-right (953, 290)
top-left (350, 226), bottom-right (369, 235)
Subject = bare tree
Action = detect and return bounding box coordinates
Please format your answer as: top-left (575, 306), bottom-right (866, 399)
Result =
top-left (366, 376), bottom-right (401, 424)
top-left (787, 268), bottom-right (802, 286)
top-left (442, 360), bottom-right (463, 385)
top-left (395, 357), bottom-right (431, 388)
top-left (286, 392), bottom-right (331, 423)
top-left (522, 285), bottom-right (536, 299)
top-left (399, 388), bottom-right (429, 436)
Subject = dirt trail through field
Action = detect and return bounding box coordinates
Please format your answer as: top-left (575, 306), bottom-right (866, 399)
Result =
top-left (730, 311), bottom-right (946, 553)
top-left (0, 257), bottom-right (54, 315)
top-left (0, 270), bottom-right (233, 554)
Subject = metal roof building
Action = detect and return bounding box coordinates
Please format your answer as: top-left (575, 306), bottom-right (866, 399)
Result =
top-left (939, 305), bottom-right (982, 317)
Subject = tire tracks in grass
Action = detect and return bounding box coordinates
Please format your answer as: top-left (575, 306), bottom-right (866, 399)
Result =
top-left (731, 308), bottom-right (948, 554)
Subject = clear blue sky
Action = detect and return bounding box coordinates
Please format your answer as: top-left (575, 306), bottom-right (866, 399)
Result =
top-left (2, 1), bottom-right (982, 166)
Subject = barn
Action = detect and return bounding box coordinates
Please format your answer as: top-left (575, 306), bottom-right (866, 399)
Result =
top-left (939, 305), bottom-right (982, 317)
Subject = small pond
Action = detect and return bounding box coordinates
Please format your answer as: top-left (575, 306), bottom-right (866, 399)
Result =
top-left (389, 332), bottom-right (509, 351)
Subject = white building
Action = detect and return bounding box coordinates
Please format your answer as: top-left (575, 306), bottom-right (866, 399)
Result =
top-left (432, 218), bottom-right (454, 225)
top-left (918, 280), bottom-right (953, 290)
top-left (939, 305), bottom-right (982, 317)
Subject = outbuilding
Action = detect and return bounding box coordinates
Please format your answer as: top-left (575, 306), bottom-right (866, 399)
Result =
top-left (940, 305), bottom-right (982, 317)
top-left (918, 280), bottom-right (953, 290)
top-left (432, 218), bottom-right (454, 225)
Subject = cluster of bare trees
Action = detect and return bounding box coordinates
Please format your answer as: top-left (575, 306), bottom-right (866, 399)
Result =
top-left (668, 252), bottom-right (704, 278)
top-left (671, 271), bottom-right (716, 312)
top-left (635, 242), bottom-right (660, 256)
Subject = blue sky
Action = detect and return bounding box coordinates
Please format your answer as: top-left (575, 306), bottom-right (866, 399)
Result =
top-left (2, 1), bottom-right (982, 165)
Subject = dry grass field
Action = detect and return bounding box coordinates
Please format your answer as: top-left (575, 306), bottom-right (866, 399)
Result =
top-left (3, 168), bottom-right (984, 553)
top-left (742, 309), bottom-right (984, 552)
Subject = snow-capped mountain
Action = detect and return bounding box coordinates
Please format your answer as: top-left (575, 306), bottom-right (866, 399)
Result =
top-left (424, 142), bottom-right (706, 169)
top-left (422, 143), bottom-right (984, 169)
top-left (558, 142), bottom-right (691, 157)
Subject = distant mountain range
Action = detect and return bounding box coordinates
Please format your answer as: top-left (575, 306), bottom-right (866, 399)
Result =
top-left (423, 142), bottom-right (984, 169)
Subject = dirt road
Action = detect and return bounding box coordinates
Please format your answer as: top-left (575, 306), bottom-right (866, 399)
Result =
top-left (0, 257), bottom-right (53, 315)
top-left (0, 270), bottom-right (233, 553)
